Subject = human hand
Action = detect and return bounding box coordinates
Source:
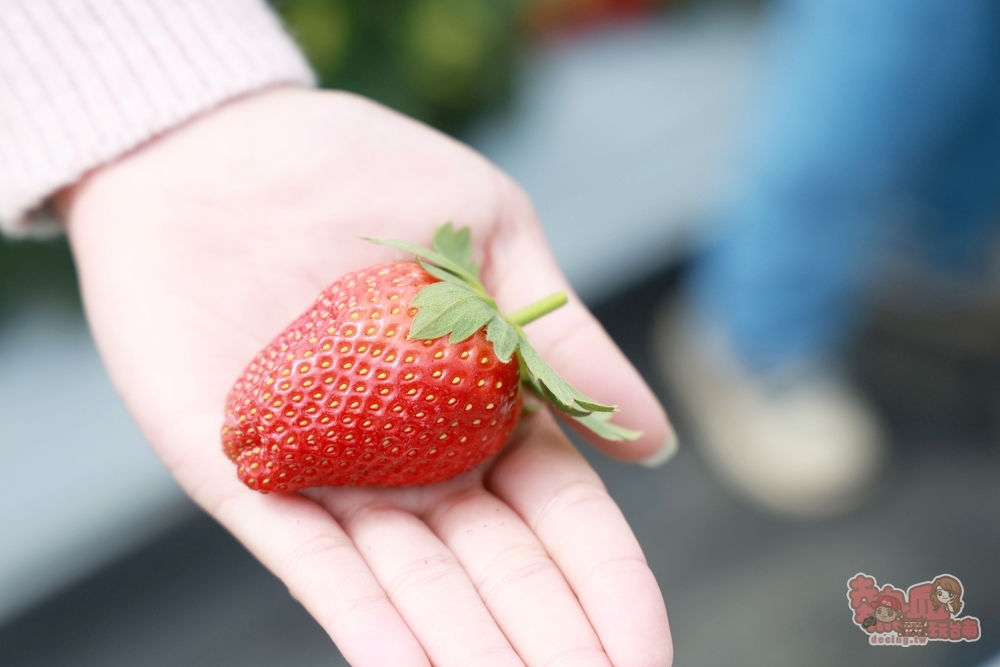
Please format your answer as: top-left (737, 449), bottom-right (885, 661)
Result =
top-left (60, 87), bottom-right (674, 666)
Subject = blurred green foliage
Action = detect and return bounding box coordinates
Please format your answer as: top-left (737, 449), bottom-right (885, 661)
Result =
top-left (272, 0), bottom-right (524, 132)
top-left (1, 0), bottom-right (708, 311)
top-left (0, 1), bottom-right (524, 311)
top-left (0, 235), bottom-right (81, 315)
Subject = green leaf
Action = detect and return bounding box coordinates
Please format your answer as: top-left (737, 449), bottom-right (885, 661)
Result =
top-left (409, 283), bottom-right (493, 341)
top-left (364, 236), bottom-right (480, 287)
top-left (517, 339), bottom-right (616, 414)
top-left (520, 363), bottom-right (641, 439)
top-left (517, 339), bottom-right (577, 410)
top-left (536, 381), bottom-right (591, 417)
top-left (572, 412), bottom-right (643, 442)
top-left (486, 315), bottom-right (519, 363)
top-left (432, 223), bottom-right (479, 277)
top-left (416, 257), bottom-right (472, 288)
top-left (410, 280), bottom-right (474, 308)
top-left (569, 387), bottom-right (616, 413)
top-left (446, 300), bottom-right (496, 344)
top-left (367, 223), bottom-right (634, 440)
top-left (519, 372), bottom-right (586, 415)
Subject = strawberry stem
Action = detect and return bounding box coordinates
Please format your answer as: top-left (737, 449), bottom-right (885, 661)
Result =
top-left (506, 292), bottom-right (568, 327)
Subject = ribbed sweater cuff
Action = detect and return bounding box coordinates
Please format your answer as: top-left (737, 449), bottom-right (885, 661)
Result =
top-left (0, 0), bottom-right (315, 237)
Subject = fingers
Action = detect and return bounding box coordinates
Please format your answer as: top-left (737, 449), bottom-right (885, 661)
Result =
top-left (487, 413), bottom-right (674, 667)
top-left (152, 412), bottom-right (430, 666)
top-left (207, 487), bottom-right (430, 667)
top-left (423, 487), bottom-right (614, 667)
top-left (483, 183), bottom-right (677, 464)
top-left (317, 489), bottom-right (526, 667)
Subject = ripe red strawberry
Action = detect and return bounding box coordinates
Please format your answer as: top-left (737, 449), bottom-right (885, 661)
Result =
top-left (223, 224), bottom-right (639, 492)
top-left (223, 262), bottom-right (522, 490)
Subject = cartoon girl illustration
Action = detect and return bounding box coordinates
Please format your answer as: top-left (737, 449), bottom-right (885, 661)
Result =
top-left (930, 575), bottom-right (963, 617)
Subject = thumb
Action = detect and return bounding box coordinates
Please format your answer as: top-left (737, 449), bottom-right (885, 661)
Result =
top-left (482, 185), bottom-right (678, 466)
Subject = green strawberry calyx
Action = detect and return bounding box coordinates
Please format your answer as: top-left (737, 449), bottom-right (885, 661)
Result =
top-left (364, 223), bottom-right (641, 442)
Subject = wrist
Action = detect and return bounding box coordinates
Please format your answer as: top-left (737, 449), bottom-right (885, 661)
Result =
top-left (55, 84), bottom-right (317, 229)
top-left (1, 0), bottom-right (314, 238)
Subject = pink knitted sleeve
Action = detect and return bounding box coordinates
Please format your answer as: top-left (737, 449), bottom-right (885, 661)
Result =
top-left (0, 0), bottom-right (315, 237)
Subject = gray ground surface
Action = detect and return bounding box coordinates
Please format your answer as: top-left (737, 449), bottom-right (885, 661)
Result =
top-left (2, 267), bottom-right (998, 667)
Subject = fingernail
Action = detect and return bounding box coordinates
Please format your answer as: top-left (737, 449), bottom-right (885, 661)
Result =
top-left (638, 429), bottom-right (679, 468)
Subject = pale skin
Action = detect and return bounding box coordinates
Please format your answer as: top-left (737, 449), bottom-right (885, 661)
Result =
top-left (60, 86), bottom-right (675, 667)
top-left (936, 587), bottom-right (956, 612)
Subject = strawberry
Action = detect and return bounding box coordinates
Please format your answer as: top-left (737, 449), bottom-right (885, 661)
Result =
top-left (222, 224), bottom-right (639, 492)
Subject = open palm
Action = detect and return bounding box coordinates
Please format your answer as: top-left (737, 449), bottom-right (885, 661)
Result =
top-left (62, 87), bottom-right (674, 666)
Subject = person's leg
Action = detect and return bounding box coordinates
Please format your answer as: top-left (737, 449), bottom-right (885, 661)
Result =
top-left (691, 0), bottom-right (1000, 370)
top-left (659, 0), bottom-right (1000, 517)
top-left (914, 57), bottom-right (1000, 278)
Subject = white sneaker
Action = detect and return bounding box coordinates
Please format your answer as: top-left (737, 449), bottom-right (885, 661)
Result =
top-left (654, 301), bottom-right (887, 519)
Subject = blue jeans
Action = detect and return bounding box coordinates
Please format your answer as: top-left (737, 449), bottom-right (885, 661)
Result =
top-left (688, 0), bottom-right (1000, 372)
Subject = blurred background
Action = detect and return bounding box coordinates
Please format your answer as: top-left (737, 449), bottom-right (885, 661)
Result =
top-left (3, 0), bottom-right (1000, 665)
